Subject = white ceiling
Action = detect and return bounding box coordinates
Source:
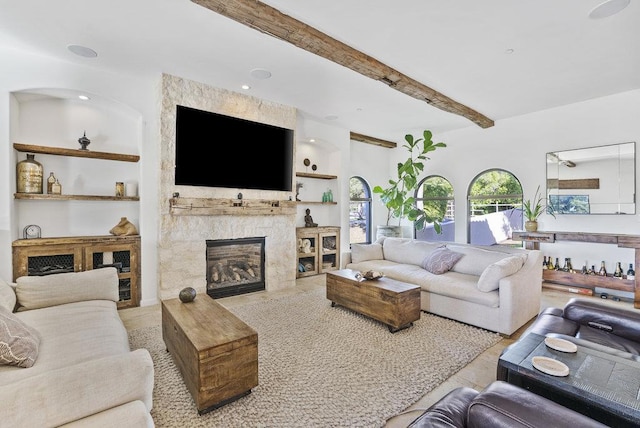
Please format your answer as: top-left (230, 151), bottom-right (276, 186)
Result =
top-left (1, 0), bottom-right (639, 143)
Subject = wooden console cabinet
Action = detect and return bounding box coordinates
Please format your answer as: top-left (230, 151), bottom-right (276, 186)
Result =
top-left (513, 231), bottom-right (640, 308)
top-left (296, 226), bottom-right (340, 278)
top-left (12, 235), bottom-right (141, 309)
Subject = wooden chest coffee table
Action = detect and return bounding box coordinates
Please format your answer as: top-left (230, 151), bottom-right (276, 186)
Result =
top-left (326, 269), bottom-right (420, 332)
top-left (161, 296), bottom-right (258, 414)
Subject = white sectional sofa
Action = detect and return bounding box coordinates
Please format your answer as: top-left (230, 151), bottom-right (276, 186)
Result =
top-left (0, 268), bottom-right (154, 427)
top-left (345, 237), bottom-right (543, 336)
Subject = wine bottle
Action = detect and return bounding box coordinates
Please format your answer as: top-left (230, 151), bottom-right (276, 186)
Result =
top-left (627, 264), bottom-right (635, 280)
top-left (614, 262), bottom-right (624, 278)
top-left (542, 256), bottom-right (548, 268)
top-left (598, 261), bottom-right (607, 276)
top-left (566, 258), bottom-right (574, 273)
top-left (554, 257), bottom-right (560, 271)
top-left (547, 257), bottom-right (555, 270)
top-left (581, 263), bottom-right (588, 275)
top-left (589, 265), bottom-right (596, 275)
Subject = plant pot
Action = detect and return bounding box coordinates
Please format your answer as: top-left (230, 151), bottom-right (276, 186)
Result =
top-left (524, 220), bottom-right (538, 232)
top-left (376, 225), bottom-right (402, 239)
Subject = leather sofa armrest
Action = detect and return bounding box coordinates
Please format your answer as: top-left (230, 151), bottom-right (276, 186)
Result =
top-left (408, 387), bottom-right (478, 428)
top-left (564, 298), bottom-right (640, 343)
top-left (523, 307), bottom-right (580, 337)
top-left (467, 381), bottom-right (607, 428)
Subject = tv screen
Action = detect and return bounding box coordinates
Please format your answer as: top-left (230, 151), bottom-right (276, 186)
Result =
top-left (175, 105), bottom-right (294, 192)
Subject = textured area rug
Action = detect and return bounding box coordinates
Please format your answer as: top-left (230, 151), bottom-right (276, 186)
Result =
top-left (129, 288), bottom-right (502, 427)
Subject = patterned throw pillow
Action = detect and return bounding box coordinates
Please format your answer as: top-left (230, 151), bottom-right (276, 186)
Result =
top-left (422, 246), bottom-right (464, 275)
top-left (0, 306), bottom-right (40, 368)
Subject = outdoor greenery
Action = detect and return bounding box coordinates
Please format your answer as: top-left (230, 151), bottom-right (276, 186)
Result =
top-left (373, 130), bottom-right (446, 232)
top-left (418, 176), bottom-right (454, 222)
top-left (468, 170), bottom-right (522, 216)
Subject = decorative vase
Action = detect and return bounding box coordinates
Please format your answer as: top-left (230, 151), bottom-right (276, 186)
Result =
top-left (179, 287), bottom-right (196, 303)
top-left (524, 220), bottom-right (538, 232)
top-left (16, 153), bottom-right (43, 194)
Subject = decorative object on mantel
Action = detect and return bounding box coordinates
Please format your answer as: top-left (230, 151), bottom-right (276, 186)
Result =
top-left (16, 153), bottom-right (43, 194)
top-left (312, 164), bottom-right (317, 171)
top-left (304, 208), bottom-right (318, 227)
top-left (23, 224), bottom-right (41, 239)
top-left (78, 131), bottom-right (91, 150)
top-left (523, 185), bottom-right (555, 232)
top-left (51, 178), bottom-right (62, 195)
top-left (303, 158), bottom-right (310, 172)
top-left (109, 217), bottom-right (138, 236)
top-left (115, 182), bottom-right (125, 197)
top-left (179, 287), bottom-right (197, 303)
top-left (296, 182), bottom-right (303, 201)
top-left (47, 172), bottom-right (56, 194)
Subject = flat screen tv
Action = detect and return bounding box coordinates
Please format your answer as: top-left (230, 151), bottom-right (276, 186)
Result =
top-left (175, 105), bottom-right (294, 192)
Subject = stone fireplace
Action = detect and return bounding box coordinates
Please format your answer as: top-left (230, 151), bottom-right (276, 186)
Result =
top-left (158, 73), bottom-right (298, 300)
top-left (206, 237), bottom-right (265, 299)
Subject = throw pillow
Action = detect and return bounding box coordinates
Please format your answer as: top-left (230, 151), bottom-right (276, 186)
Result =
top-left (351, 242), bottom-right (384, 264)
top-left (422, 246), bottom-right (464, 275)
top-left (477, 255), bottom-right (526, 292)
top-left (0, 306), bottom-right (40, 368)
top-left (0, 279), bottom-right (17, 312)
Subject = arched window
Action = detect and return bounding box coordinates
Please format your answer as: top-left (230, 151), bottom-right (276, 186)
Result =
top-left (467, 169), bottom-right (523, 246)
top-left (349, 176), bottom-right (372, 245)
top-left (415, 175), bottom-right (455, 242)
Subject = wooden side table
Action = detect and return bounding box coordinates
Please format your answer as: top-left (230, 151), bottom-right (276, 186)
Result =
top-left (161, 296), bottom-right (258, 414)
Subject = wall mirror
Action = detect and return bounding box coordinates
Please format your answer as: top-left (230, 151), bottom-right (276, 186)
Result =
top-left (546, 142), bottom-right (635, 215)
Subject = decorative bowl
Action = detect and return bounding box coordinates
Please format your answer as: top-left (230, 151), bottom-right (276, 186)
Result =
top-left (179, 287), bottom-right (197, 303)
top-left (363, 270), bottom-right (384, 280)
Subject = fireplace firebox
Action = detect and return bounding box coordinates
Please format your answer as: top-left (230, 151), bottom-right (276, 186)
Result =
top-left (206, 237), bottom-right (265, 299)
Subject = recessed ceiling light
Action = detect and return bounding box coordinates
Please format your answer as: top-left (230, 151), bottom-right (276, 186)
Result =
top-left (250, 68), bottom-right (272, 79)
top-left (589, 0), bottom-right (630, 19)
top-left (67, 44), bottom-right (98, 58)
top-left (241, 84), bottom-right (251, 90)
top-left (309, 139), bottom-right (316, 143)
top-left (78, 95), bottom-right (90, 101)
top-left (505, 48), bottom-right (515, 54)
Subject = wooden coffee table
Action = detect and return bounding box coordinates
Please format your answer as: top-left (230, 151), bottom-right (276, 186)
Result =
top-left (326, 269), bottom-right (420, 332)
top-left (161, 296), bottom-right (258, 414)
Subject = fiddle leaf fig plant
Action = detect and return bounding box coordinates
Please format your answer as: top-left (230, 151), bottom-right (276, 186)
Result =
top-left (373, 130), bottom-right (446, 233)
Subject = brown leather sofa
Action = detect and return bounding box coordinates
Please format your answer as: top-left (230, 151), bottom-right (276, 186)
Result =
top-left (519, 297), bottom-right (640, 360)
top-left (408, 381), bottom-right (606, 428)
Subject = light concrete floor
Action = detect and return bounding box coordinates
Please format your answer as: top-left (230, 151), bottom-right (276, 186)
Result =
top-left (118, 276), bottom-right (633, 428)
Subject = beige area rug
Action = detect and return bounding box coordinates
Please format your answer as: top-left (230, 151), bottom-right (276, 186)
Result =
top-left (129, 288), bottom-right (502, 428)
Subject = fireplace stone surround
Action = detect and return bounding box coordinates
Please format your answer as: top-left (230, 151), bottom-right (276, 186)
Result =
top-left (158, 73), bottom-right (298, 300)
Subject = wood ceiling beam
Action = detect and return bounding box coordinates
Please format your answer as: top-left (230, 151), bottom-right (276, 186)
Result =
top-left (350, 132), bottom-right (396, 149)
top-left (192, 0), bottom-right (495, 128)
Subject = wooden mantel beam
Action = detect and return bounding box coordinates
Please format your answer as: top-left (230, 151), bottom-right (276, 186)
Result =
top-left (192, 0), bottom-right (495, 129)
top-left (350, 132), bottom-right (396, 149)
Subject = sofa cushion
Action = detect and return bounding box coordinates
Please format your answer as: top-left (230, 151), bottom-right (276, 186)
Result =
top-left (16, 268), bottom-right (119, 310)
top-left (382, 238), bottom-right (442, 266)
top-left (350, 242), bottom-right (384, 263)
top-left (477, 255), bottom-right (526, 292)
top-left (0, 279), bottom-right (17, 312)
top-left (447, 245), bottom-right (511, 276)
top-left (0, 306), bottom-right (40, 368)
top-left (422, 246), bottom-right (464, 275)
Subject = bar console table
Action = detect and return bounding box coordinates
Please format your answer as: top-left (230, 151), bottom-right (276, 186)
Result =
top-left (512, 231), bottom-right (640, 308)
